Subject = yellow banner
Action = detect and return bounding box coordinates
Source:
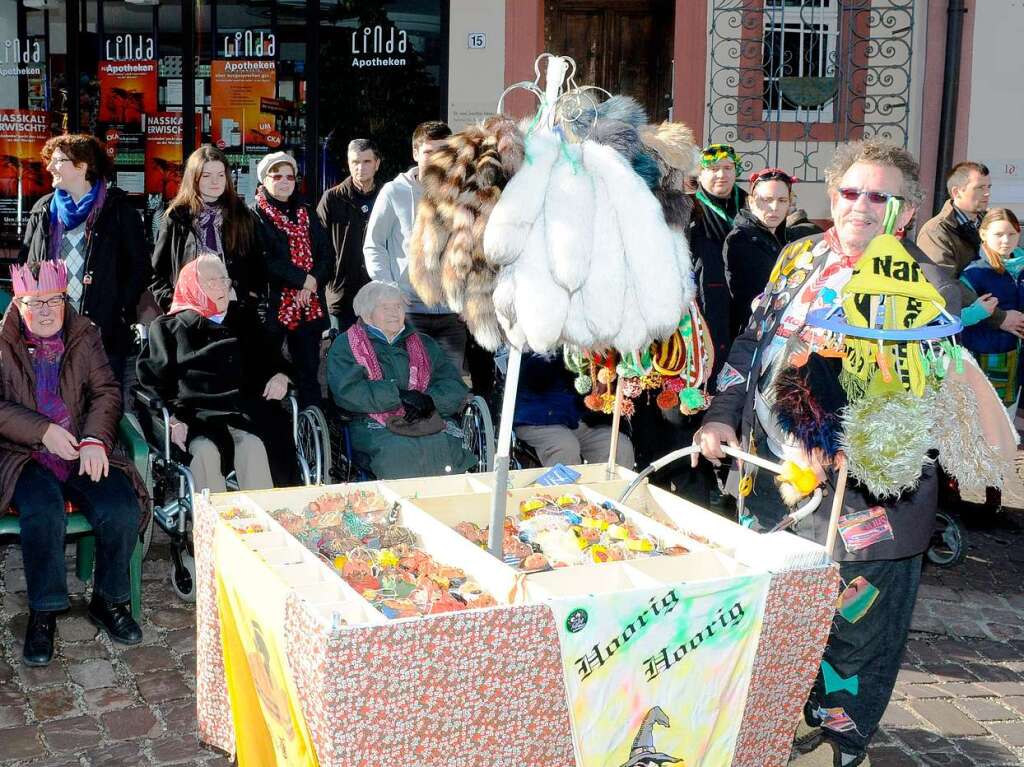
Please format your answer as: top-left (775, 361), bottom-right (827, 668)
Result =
top-left (214, 524), bottom-right (319, 767)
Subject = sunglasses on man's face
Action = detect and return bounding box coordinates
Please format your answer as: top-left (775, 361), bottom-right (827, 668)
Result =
top-left (837, 187), bottom-right (904, 205)
top-left (270, 173), bottom-right (295, 182)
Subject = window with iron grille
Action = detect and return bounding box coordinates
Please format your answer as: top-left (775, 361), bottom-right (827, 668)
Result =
top-left (762, 0), bottom-right (840, 122)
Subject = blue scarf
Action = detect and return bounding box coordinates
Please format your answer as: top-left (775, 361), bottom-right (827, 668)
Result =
top-left (47, 180), bottom-right (107, 263)
top-left (50, 182), bottom-right (102, 230)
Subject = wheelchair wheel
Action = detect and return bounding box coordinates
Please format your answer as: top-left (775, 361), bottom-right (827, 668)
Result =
top-left (297, 406), bottom-right (332, 485)
top-left (170, 544), bottom-right (196, 602)
top-left (462, 395), bottom-right (495, 472)
top-left (926, 510), bottom-right (967, 568)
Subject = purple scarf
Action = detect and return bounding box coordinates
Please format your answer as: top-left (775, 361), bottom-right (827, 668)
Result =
top-left (47, 180), bottom-right (107, 263)
top-left (346, 321), bottom-right (431, 426)
top-left (24, 328), bottom-right (74, 481)
top-left (194, 202), bottom-right (224, 256)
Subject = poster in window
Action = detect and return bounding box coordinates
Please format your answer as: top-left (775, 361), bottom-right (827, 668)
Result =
top-left (144, 113), bottom-right (186, 201)
top-left (210, 60), bottom-right (281, 150)
top-left (98, 61), bottom-right (158, 127)
top-left (0, 109), bottom-right (51, 234)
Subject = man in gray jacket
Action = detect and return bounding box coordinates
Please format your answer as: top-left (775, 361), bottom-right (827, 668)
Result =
top-left (363, 120), bottom-right (468, 373)
top-left (696, 139), bottom-right (961, 767)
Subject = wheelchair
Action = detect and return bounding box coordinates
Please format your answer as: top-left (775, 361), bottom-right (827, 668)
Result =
top-left (319, 327), bottom-right (496, 482)
top-left (131, 325), bottom-right (330, 602)
top-left (325, 394), bottom-right (496, 483)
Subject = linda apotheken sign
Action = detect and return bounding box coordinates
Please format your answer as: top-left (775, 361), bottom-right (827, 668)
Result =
top-left (223, 31), bottom-right (276, 59)
top-left (350, 24), bottom-right (409, 68)
top-left (105, 34), bottom-right (155, 62)
top-left (0, 37), bottom-right (43, 77)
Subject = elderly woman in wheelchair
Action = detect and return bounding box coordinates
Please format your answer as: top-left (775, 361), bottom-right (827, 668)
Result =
top-left (136, 255), bottom-right (301, 493)
top-left (326, 281), bottom-right (477, 480)
top-left (0, 262), bottom-right (146, 666)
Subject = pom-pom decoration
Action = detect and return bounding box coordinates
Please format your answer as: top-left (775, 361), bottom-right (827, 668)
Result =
top-left (679, 387), bottom-right (707, 414)
top-left (597, 366), bottom-right (616, 386)
top-left (778, 461), bottom-right (821, 496)
top-left (656, 390), bottom-right (679, 410)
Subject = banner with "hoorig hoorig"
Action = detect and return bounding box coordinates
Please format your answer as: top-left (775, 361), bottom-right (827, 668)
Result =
top-left (550, 573), bottom-right (771, 767)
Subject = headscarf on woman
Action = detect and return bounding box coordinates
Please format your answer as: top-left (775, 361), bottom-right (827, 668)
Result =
top-left (167, 258), bottom-right (221, 319)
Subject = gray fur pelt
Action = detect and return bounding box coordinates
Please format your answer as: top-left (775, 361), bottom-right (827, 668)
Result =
top-left (409, 116), bottom-right (525, 350)
top-left (564, 96), bottom-right (661, 190)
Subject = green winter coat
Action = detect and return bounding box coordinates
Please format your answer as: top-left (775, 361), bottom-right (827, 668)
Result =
top-left (326, 322), bottom-right (475, 479)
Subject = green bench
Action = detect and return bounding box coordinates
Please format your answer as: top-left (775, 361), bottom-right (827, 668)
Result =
top-left (0, 418), bottom-right (151, 621)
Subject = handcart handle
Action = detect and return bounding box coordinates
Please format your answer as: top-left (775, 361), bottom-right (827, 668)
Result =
top-left (617, 444), bottom-right (823, 524)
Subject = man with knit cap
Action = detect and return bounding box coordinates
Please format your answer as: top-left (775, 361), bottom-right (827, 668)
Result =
top-left (363, 120), bottom-right (468, 374)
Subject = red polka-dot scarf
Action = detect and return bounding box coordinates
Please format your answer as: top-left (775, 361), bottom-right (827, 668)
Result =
top-left (256, 189), bottom-right (325, 330)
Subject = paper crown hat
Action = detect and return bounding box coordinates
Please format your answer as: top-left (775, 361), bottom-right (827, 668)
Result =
top-left (10, 260), bottom-right (69, 297)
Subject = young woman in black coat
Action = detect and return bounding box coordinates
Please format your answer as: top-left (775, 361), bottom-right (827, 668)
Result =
top-left (251, 152), bottom-right (333, 409)
top-left (150, 145), bottom-right (264, 316)
top-left (722, 168), bottom-right (798, 339)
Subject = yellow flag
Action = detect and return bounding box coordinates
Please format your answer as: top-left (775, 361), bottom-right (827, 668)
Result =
top-left (215, 524), bottom-right (320, 767)
top-left (841, 235), bottom-right (944, 396)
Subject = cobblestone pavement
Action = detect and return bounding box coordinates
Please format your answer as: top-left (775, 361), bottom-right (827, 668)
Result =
top-left (868, 505), bottom-right (1024, 766)
top-left (2, 507), bottom-right (1024, 766)
top-left (0, 532), bottom-right (225, 766)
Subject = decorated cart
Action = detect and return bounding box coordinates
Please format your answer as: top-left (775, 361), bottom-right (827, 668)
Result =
top-left (194, 465), bottom-right (839, 767)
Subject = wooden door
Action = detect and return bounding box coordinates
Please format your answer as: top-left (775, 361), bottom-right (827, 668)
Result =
top-left (546, 0), bottom-right (675, 122)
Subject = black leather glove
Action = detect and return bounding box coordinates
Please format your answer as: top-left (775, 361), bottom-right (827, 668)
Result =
top-left (398, 389), bottom-right (435, 418)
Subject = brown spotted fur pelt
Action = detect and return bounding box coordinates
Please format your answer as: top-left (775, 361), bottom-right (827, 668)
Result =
top-left (409, 116), bottom-right (524, 350)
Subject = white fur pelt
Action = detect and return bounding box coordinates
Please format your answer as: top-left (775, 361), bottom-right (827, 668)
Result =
top-left (483, 131), bottom-right (559, 267)
top-left (483, 128), bottom-right (690, 354)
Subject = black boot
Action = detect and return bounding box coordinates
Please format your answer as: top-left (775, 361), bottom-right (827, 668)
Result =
top-left (23, 610), bottom-right (57, 667)
top-left (87, 596), bottom-right (142, 645)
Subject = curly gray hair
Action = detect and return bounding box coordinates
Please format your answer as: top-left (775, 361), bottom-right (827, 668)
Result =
top-left (352, 281), bottom-right (408, 322)
top-left (824, 138), bottom-right (923, 206)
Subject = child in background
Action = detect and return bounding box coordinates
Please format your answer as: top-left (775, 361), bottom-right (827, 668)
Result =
top-left (959, 208), bottom-right (1024, 417)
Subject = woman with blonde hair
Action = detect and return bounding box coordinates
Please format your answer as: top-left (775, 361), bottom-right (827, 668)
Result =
top-left (959, 208), bottom-right (1024, 416)
top-left (150, 145), bottom-right (263, 315)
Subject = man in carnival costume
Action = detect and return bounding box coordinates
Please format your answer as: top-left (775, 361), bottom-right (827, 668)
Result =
top-left (695, 139), bottom-right (961, 767)
top-left (648, 143), bottom-right (748, 507)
